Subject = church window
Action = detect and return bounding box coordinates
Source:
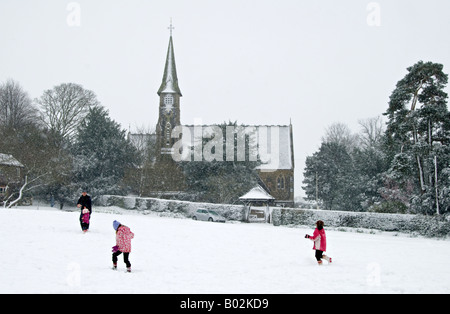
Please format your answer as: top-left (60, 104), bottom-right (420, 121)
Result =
top-left (165, 122), bottom-right (172, 146)
top-left (277, 175), bottom-right (285, 190)
top-left (164, 94), bottom-right (174, 105)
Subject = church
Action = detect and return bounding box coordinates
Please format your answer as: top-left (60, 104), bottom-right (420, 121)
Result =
top-left (129, 26), bottom-right (295, 207)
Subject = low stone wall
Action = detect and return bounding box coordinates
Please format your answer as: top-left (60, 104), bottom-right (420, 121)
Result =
top-left (96, 195), bottom-right (246, 221)
top-left (272, 208), bottom-right (450, 238)
top-left (96, 195), bottom-right (450, 237)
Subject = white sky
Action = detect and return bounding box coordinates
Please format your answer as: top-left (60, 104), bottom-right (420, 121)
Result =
top-left (1, 0), bottom-right (450, 198)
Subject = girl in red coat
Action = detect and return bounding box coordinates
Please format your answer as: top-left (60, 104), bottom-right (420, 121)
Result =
top-left (305, 220), bottom-right (332, 265)
top-left (112, 220), bottom-right (135, 272)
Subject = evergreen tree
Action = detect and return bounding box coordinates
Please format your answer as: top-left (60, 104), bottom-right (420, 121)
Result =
top-left (384, 61), bottom-right (449, 214)
top-left (181, 121), bottom-right (261, 204)
top-left (303, 141), bottom-right (359, 211)
top-left (303, 119), bottom-right (390, 212)
top-left (352, 144), bottom-right (389, 211)
top-left (72, 106), bottom-right (138, 197)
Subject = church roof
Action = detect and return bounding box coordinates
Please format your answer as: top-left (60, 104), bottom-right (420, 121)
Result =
top-left (255, 125), bottom-right (294, 171)
top-left (179, 124), bottom-right (294, 170)
top-left (157, 36), bottom-right (182, 96)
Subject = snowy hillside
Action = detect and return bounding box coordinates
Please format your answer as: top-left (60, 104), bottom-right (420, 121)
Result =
top-left (1, 206), bottom-right (450, 294)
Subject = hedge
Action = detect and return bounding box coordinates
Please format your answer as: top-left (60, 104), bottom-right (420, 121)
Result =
top-left (272, 208), bottom-right (450, 238)
top-left (96, 195), bottom-right (450, 238)
top-left (96, 195), bottom-right (246, 221)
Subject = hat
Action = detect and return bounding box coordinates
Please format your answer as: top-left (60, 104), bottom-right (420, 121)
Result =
top-left (113, 220), bottom-right (121, 231)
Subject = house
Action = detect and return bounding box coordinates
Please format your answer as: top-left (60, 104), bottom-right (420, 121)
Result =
top-left (0, 153), bottom-right (24, 200)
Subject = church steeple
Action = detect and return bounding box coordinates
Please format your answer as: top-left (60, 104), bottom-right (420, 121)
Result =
top-left (157, 22), bottom-right (182, 96)
top-left (149, 21), bottom-right (187, 193)
top-left (156, 21), bottom-right (182, 157)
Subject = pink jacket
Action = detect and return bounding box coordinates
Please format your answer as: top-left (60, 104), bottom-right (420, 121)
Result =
top-left (82, 213), bottom-right (90, 224)
top-left (116, 225), bottom-right (134, 253)
top-left (310, 228), bottom-right (326, 252)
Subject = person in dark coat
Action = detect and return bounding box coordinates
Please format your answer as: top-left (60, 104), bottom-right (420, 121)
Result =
top-left (77, 190), bottom-right (92, 233)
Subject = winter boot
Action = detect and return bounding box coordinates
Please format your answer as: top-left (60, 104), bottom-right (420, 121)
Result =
top-left (317, 260), bottom-right (323, 266)
top-left (112, 263), bottom-right (117, 270)
top-left (126, 267), bottom-right (131, 273)
top-left (323, 255), bottom-right (332, 263)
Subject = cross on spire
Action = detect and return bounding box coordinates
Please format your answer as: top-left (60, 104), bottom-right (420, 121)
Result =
top-left (168, 18), bottom-right (175, 36)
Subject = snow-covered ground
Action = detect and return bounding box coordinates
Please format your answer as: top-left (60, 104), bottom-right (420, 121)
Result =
top-left (1, 206), bottom-right (450, 294)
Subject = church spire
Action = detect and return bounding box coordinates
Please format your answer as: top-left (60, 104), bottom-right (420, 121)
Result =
top-left (157, 20), bottom-right (182, 96)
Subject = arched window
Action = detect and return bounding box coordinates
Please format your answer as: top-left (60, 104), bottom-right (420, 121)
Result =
top-left (277, 175), bottom-right (285, 190)
top-left (165, 122), bottom-right (172, 146)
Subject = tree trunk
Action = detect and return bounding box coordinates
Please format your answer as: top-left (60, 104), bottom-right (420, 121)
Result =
top-left (416, 155), bottom-right (425, 193)
top-left (434, 155), bottom-right (440, 215)
top-left (7, 176), bottom-right (27, 208)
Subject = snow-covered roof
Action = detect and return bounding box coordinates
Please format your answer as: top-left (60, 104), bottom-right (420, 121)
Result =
top-left (178, 125), bottom-right (294, 170)
top-left (255, 125), bottom-right (294, 170)
top-left (0, 153), bottom-right (24, 167)
top-left (239, 185), bottom-right (275, 201)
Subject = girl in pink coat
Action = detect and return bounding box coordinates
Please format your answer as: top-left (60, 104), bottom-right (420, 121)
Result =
top-left (305, 220), bottom-right (332, 265)
top-left (112, 220), bottom-right (135, 272)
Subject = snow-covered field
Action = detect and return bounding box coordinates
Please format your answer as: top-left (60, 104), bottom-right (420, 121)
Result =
top-left (1, 206), bottom-right (450, 294)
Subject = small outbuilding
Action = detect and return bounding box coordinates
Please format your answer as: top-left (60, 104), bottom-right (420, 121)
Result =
top-left (0, 153), bottom-right (25, 201)
top-left (239, 185), bottom-right (275, 223)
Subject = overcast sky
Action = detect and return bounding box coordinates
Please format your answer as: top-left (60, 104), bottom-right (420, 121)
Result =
top-left (1, 0), bottom-right (450, 198)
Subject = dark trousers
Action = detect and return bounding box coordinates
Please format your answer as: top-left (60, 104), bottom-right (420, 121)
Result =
top-left (113, 251), bottom-right (131, 268)
top-left (315, 250), bottom-right (324, 261)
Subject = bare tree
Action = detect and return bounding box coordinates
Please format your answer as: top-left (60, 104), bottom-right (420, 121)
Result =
top-left (129, 124), bottom-right (156, 157)
top-left (358, 116), bottom-right (385, 148)
top-left (0, 79), bottom-right (38, 129)
top-left (36, 83), bottom-right (99, 143)
top-left (322, 122), bottom-right (359, 150)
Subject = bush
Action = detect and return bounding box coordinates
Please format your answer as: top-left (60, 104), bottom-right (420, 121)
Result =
top-left (369, 201), bottom-right (407, 214)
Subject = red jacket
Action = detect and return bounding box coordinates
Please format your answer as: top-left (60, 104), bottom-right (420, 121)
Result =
top-left (116, 225), bottom-right (134, 253)
top-left (310, 228), bottom-right (326, 252)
